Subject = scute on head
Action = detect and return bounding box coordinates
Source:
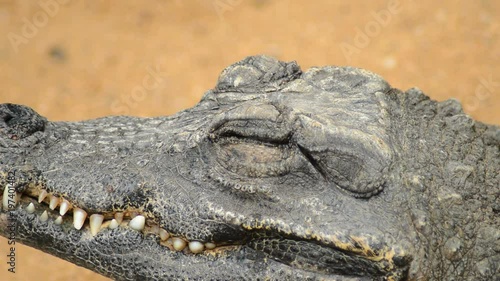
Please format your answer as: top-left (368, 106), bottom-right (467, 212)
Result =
top-left (215, 55), bottom-right (302, 93)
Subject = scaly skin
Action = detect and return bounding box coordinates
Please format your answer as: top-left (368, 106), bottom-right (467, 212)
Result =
top-left (0, 56), bottom-right (498, 281)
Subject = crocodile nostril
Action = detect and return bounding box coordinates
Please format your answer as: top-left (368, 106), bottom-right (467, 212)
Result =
top-left (0, 103), bottom-right (47, 140)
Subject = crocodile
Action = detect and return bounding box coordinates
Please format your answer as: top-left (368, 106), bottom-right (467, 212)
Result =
top-left (0, 56), bottom-right (498, 281)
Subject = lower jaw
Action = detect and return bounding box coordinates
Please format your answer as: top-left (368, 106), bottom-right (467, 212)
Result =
top-left (247, 237), bottom-right (399, 280)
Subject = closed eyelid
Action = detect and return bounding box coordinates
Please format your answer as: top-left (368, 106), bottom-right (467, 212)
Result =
top-left (211, 120), bottom-right (292, 145)
top-left (209, 103), bottom-right (282, 134)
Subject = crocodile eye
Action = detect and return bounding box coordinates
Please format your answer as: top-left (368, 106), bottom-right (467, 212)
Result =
top-left (204, 108), bottom-right (391, 200)
top-left (213, 139), bottom-right (295, 178)
top-left (209, 120), bottom-right (298, 178)
top-left (202, 116), bottom-right (327, 200)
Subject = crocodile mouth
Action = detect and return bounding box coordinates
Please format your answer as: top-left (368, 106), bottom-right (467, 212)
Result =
top-left (2, 185), bottom-right (409, 280)
top-left (2, 185), bottom-right (224, 253)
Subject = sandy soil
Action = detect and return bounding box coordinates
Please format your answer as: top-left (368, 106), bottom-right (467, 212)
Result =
top-left (0, 1), bottom-right (498, 280)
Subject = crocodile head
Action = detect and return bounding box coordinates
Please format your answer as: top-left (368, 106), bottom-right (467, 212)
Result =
top-left (1, 56), bottom-right (498, 281)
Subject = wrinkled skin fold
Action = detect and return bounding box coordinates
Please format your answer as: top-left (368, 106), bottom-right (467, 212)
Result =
top-left (0, 56), bottom-right (499, 281)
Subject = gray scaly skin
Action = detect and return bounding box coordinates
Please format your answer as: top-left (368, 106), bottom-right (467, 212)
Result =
top-left (0, 56), bottom-right (498, 281)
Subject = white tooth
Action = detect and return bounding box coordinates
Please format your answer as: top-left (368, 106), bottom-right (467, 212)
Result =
top-left (26, 202), bottom-right (35, 214)
top-left (54, 216), bottom-right (63, 225)
top-left (89, 214), bottom-right (104, 236)
top-left (49, 195), bottom-right (59, 210)
top-left (172, 238), bottom-right (187, 251)
top-left (40, 210), bottom-right (49, 222)
top-left (108, 219), bottom-right (119, 229)
top-left (188, 241), bottom-right (204, 254)
top-left (128, 215), bottom-right (145, 231)
top-left (2, 184), bottom-right (18, 210)
top-left (38, 190), bottom-right (48, 203)
top-left (59, 199), bottom-right (70, 216)
top-left (159, 229), bottom-right (170, 241)
top-left (73, 208), bottom-right (87, 230)
top-left (205, 242), bottom-right (216, 250)
top-left (114, 212), bottom-right (124, 224)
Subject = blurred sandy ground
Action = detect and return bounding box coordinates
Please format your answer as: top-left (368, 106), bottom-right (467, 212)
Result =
top-left (0, 1), bottom-right (498, 280)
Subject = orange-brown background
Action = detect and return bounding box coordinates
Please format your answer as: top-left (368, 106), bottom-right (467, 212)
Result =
top-left (0, 1), bottom-right (498, 280)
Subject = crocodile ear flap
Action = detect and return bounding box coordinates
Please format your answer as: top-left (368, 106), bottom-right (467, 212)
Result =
top-left (214, 55), bottom-right (302, 93)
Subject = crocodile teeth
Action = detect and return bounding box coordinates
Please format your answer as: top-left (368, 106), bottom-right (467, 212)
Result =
top-left (40, 210), bottom-right (49, 222)
top-left (188, 241), bottom-right (204, 253)
top-left (159, 229), bottom-right (170, 241)
top-left (49, 195), bottom-right (59, 210)
top-left (54, 216), bottom-right (63, 225)
top-left (89, 214), bottom-right (104, 236)
top-left (172, 238), bottom-right (187, 251)
top-left (108, 219), bottom-right (119, 229)
top-left (205, 242), bottom-right (216, 250)
top-left (38, 190), bottom-right (48, 203)
top-left (73, 208), bottom-right (87, 230)
top-left (2, 185), bottom-right (19, 210)
top-left (114, 212), bottom-right (124, 224)
top-left (59, 199), bottom-right (70, 216)
top-left (26, 202), bottom-right (35, 214)
top-left (129, 215), bottom-right (145, 231)
top-left (2, 185), bottom-right (9, 210)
